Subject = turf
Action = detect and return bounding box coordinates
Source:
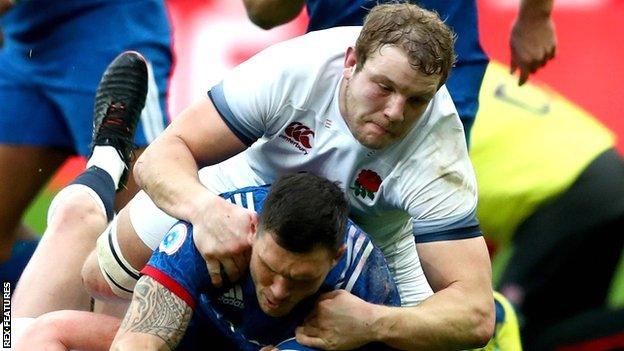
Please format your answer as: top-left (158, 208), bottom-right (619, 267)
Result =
top-left (23, 189), bottom-right (55, 235)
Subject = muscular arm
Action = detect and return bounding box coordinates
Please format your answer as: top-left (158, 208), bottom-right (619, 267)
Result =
top-left (134, 98), bottom-right (245, 223)
top-left (510, 0), bottom-right (556, 85)
top-left (375, 237), bottom-right (494, 349)
top-left (111, 276), bottom-right (193, 351)
top-left (297, 237), bottom-right (495, 350)
top-left (242, 0), bottom-right (305, 29)
top-left (133, 98), bottom-right (254, 284)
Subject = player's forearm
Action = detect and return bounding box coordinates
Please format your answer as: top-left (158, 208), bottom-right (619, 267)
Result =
top-left (518, 0), bottom-right (554, 20)
top-left (134, 133), bottom-right (214, 222)
top-left (114, 276), bottom-right (192, 351)
top-left (242, 0), bottom-right (304, 29)
top-left (371, 284), bottom-right (494, 350)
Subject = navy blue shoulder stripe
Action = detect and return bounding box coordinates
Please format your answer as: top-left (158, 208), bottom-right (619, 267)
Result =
top-left (207, 86), bottom-right (257, 146)
top-left (415, 224), bottom-right (482, 243)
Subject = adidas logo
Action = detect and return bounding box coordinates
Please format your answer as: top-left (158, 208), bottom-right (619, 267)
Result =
top-left (218, 285), bottom-right (244, 309)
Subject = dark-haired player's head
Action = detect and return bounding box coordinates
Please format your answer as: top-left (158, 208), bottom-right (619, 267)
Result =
top-left (249, 173), bottom-right (348, 316)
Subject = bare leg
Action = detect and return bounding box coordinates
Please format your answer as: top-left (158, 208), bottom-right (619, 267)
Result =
top-left (13, 188), bottom-right (108, 316)
top-left (13, 150), bottom-right (146, 318)
top-left (12, 51), bottom-right (150, 318)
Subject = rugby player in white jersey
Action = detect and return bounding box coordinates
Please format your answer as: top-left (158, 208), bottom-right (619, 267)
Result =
top-left (83, 3), bottom-right (494, 349)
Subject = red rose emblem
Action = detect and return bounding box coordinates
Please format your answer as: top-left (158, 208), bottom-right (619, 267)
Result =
top-left (351, 169), bottom-right (382, 200)
top-left (356, 169), bottom-right (382, 192)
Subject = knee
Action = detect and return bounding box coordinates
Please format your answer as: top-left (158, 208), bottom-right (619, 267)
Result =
top-left (47, 190), bottom-right (107, 239)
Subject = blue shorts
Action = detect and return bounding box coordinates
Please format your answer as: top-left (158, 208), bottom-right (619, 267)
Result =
top-left (0, 0), bottom-right (172, 156)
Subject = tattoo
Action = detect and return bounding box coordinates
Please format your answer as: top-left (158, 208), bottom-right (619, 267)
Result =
top-left (120, 276), bottom-right (192, 350)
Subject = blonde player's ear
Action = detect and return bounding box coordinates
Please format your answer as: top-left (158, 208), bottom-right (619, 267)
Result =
top-left (343, 46), bottom-right (357, 78)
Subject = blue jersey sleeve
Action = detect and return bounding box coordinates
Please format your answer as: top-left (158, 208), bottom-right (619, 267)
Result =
top-left (141, 186), bottom-right (270, 309)
top-left (331, 222), bottom-right (401, 306)
top-left (141, 221), bottom-right (210, 309)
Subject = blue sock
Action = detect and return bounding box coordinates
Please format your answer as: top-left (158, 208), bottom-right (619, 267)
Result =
top-left (70, 166), bottom-right (116, 221)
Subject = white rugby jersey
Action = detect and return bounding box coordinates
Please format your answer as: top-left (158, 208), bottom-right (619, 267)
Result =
top-left (202, 26), bottom-right (480, 305)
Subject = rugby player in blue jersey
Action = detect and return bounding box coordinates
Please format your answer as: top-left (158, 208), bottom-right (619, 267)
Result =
top-left (111, 173), bottom-right (400, 350)
top-left (14, 174), bottom-right (401, 350)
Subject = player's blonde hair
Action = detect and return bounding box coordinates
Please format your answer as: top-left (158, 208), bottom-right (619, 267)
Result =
top-left (356, 2), bottom-right (456, 87)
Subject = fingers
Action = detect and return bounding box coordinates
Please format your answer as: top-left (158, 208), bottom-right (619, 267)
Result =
top-left (205, 247), bottom-right (250, 286)
top-left (303, 309), bottom-right (319, 324)
top-left (206, 258), bottom-right (223, 287)
top-left (510, 27), bottom-right (557, 86)
top-left (220, 253), bottom-right (249, 283)
top-left (194, 199), bottom-right (257, 285)
top-left (547, 45), bottom-right (556, 61)
top-left (296, 326), bottom-right (325, 349)
top-left (317, 290), bottom-right (341, 301)
top-left (518, 69), bottom-right (530, 86)
top-left (517, 54), bottom-right (550, 86)
top-left (510, 60), bottom-right (517, 75)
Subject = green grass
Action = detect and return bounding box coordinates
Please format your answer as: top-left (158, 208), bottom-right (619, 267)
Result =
top-left (23, 189), bottom-right (56, 235)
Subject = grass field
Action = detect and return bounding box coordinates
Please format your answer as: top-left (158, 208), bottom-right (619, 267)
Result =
top-left (23, 190), bottom-right (54, 235)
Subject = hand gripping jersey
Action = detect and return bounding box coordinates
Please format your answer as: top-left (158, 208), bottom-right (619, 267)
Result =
top-left (202, 26), bottom-right (481, 305)
top-left (142, 185), bottom-right (400, 350)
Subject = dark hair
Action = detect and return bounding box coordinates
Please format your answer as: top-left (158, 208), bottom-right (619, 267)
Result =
top-left (356, 2), bottom-right (456, 87)
top-left (259, 173), bottom-right (348, 254)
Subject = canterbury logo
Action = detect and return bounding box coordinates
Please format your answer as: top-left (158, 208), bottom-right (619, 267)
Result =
top-left (280, 122), bottom-right (315, 154)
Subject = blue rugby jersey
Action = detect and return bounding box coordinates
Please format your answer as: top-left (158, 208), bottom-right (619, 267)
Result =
top-left (142, 185), bottom-right (401, 349)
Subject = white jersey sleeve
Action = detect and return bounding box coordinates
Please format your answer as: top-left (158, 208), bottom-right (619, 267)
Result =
top-left (400, 86), bottom-right (481, 242)
top-left (207, 27), bottom-right (360, 146)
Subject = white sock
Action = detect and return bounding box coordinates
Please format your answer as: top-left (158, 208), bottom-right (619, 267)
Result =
top-left (86, 146), bottom-right (126, 189)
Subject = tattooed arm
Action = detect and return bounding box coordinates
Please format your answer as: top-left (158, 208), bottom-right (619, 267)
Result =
top-left (110, 276), bottom-right (193, 351)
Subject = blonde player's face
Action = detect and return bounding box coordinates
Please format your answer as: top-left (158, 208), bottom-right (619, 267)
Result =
top-left (249, 231), bottom-right (336, 317)
top-left (341, 45), bottom-right (442, 150)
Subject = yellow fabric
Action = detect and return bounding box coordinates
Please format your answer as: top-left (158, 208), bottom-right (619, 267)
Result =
top-left (470, 62), bottom-right (615, 247)
top-left (478, 292), bottom-right (523, 351)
